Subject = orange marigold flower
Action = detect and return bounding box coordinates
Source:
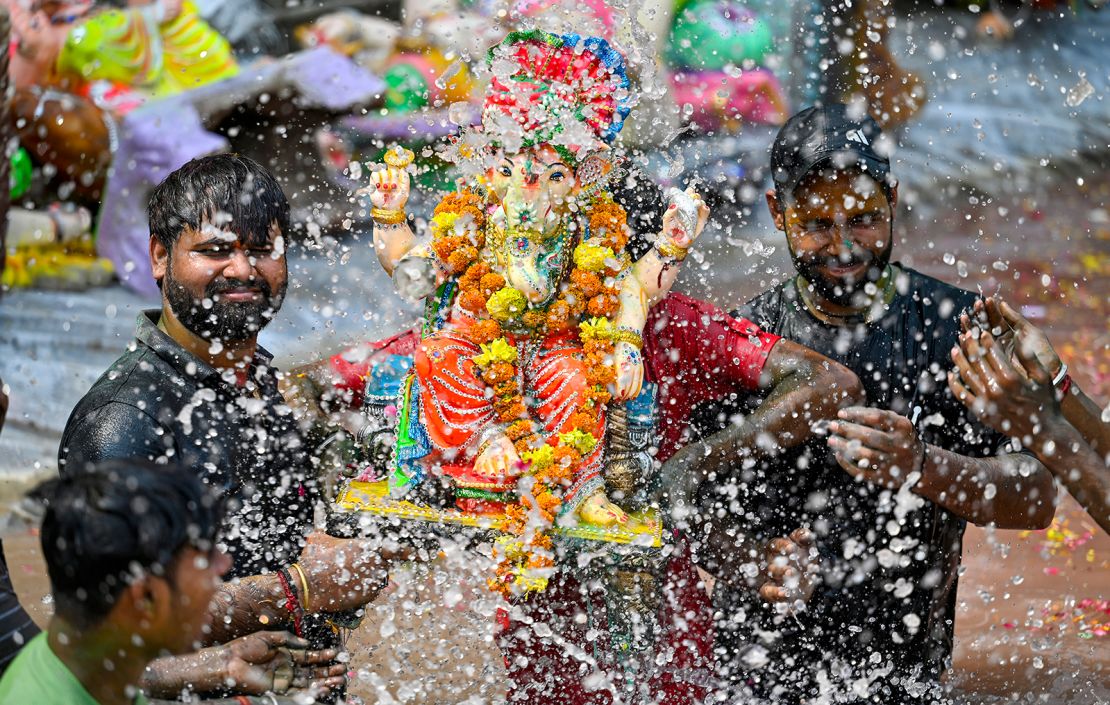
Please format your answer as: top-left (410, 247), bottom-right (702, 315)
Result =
top-left (492, 379), bottom-right (517, 397)
top-left (448, 246), bottom-right (479, 273)
top-left (536, 463), bottom-right (573, 486)
top-left (587, 385), bottom-right (612, 407)
top-left (552, 445), bottom-right (582, 467)
top-left (570, 269), bottom-right (603, 297)
top-left (481, 361), bottom-right (515, 384)
top-left (498, 402), bottom-right (527, 423)
top-left (493, 394), bottom-right (521, 413)
top-left (459, 289), bottom-right (488, 313)
top-left (514, 437), bottom-right (536, 456)
top-left (531, 533), bottom-right (554, 551)
top-left (507, 420), bottom-right (534, 441)
top-left (518, 309), bottom-right (545, 331)
top-left (568, 411), bottom-right (597, 433)
top-left (587, 294), bottom-right (619, 317)
top-left (479, 272), bottom-right (506, 296)
top-left (587, 364), bottom-right (616, 386)
top-left (527, 554), bottom-right (556, 570)
top-left (583, 340), bottom-right (610, 357)
top-left (470, 318), bottom-right (503, 344)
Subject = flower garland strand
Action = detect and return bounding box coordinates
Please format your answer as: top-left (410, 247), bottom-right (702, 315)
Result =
top-left (428, 189), bottom-right (631, 598)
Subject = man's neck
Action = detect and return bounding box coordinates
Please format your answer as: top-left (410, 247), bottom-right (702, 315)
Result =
top-left (157, 305), bottom-right (257, 371)
top-left (795, 266), bottom-right (896, 325)
top-left (48, 622), bottom-right (148, 705)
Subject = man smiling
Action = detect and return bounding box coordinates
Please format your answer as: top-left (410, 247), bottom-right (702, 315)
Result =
top-left (681, 103), bottom-right (1058, 702)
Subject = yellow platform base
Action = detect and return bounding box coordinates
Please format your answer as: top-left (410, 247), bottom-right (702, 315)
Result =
top-left (334, 480), bottom-right (663, 549)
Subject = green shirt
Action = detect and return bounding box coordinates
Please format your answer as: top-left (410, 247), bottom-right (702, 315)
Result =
top-left (0, 633), bottom-right (148, 705)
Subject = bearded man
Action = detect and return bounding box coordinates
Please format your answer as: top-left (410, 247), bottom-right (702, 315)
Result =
top-left (668, 103), bottom-right (1057, 702)
top-left (59, 154), bottom-right (408, 700)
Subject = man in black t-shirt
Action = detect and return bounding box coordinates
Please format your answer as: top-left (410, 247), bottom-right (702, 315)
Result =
top-left (673, 105), bottom-right (1058, 702)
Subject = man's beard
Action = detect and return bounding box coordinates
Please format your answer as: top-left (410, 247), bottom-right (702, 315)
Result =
top-left (164, 265), bottom-right (286, 344)
top-left (791, 237), bottom-right (892, 307)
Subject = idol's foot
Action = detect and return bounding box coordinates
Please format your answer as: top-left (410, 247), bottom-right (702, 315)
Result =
top-left (577, 491), bottom-right (629, 527)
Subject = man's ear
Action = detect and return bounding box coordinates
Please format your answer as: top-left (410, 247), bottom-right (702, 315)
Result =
top-left (150, 236), bottom-right (169, 286)
top-left (888, 182), bottom-right (899, 212)
top-left (766, 188), bottom-right (786, 231)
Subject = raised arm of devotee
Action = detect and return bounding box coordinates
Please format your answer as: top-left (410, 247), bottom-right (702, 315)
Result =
top-left (828, 405), bottom-right (1056, 529)
top-left (656, 339), bottom-right (864, 530)
top-left (948, 324), bottom-right (1109, 534)
top-left (967, 296), bottom-right (1110, 455)
top-left (202, 532), bottom-right (414, 646)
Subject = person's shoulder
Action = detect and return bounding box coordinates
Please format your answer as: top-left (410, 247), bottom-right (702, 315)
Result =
top-left (61, 345), bottom-right (177, 473)
top-left (0, 634), bottom-right (80, 704)
top-left (733, 279), bottom-right (792, 327)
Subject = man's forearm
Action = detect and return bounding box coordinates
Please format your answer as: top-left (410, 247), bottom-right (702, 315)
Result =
top-left (1037, 418), bottom-right (1110, 534)
top-left (143, 646), bottom-right (235, 698)
top-left (914, 446), bottom-right (1056, 529)
top-left (1061, 386), bottom-right (1110, 455)
top-left (205, 575), bottom-right (290, 645)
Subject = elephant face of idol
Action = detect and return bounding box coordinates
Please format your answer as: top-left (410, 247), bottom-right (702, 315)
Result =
top-left (487, 145), bottom-right (580, 306)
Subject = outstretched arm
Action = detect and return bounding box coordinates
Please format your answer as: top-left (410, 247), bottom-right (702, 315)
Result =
top-left (658, 339), bottom-right (864, 527)
top-left (829, 406), bottom-right (1057, 530)
top-left (968, 296), bottom-right (1109, 454)
top-left (948, 325), bottom-right (1102, 531)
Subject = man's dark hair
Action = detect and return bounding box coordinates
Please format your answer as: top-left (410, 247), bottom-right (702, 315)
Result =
top-left (148, 153), bottom-right (290, 252)
top-left (33, 460), bottom-right (224, 630)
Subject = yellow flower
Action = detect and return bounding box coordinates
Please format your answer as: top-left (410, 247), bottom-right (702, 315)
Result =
top-left (473, 337), bottom-right (518, 367)
top-left (430, 211), bottom-right (459, 238)
top-left (558, 430), bottom-right (597, 456)
top-left (578, 317), bottom-right (613, 342)
top-left (486, 287), bottom-right (528, 322)
top-left (573, 242), bottom-right (616, 272)
top-left (523, 445), bottom-right (555, 472)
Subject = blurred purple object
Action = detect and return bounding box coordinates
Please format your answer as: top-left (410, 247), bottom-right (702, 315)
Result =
top-left (97, 48), bottom-right (384, 297)
top-left (339, 105), bottom-right (480, 141)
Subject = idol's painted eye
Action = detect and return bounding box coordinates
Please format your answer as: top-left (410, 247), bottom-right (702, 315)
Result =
top-left (498, 165), bottom-right (513, 177)
top-left (549, 171), bottom-right (566, 183)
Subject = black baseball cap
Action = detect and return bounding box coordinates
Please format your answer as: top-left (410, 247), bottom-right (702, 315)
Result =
top-left (770, 103), bottom-right (893, 204)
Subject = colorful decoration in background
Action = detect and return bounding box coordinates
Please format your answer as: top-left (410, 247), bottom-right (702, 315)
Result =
top-left (383, 45), bottom-right (476, 113)
top-left (664, 0), bottom-right (788, 129)
top-left (56, 0), bottom-right (238, 105)
top-left (9, 148), bottom-right (31, 200)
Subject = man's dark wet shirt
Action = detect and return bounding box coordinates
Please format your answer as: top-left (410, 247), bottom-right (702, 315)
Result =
top-left (59, 311), bottom-right (319, 578)
top-left (698, 265), bottom-right (1009, 699)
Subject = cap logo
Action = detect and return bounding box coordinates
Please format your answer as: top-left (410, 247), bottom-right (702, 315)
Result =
top-left (846, 129), bottom-right (869, 145)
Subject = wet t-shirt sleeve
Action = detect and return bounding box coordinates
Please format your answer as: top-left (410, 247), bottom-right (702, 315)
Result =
top-left (58, 401), bottom-right (176, 476)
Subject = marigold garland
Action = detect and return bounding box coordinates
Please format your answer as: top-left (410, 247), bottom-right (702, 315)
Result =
top-left (430, 189), bottom-right (631, 599)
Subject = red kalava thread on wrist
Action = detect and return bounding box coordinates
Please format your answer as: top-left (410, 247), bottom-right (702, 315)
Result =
top-left (1058, 374), bottom-right (1073, 398)
top-left (276, 568), bottom-right (303, 638)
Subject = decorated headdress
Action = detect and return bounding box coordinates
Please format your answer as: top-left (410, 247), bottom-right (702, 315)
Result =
top-left (482, 30), bottom-right (633, 155)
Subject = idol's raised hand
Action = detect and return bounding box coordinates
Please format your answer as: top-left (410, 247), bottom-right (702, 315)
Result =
top-left (363, 146), bottom-right (413, 213)
top-left (659, 187), bottom-right (710, 249)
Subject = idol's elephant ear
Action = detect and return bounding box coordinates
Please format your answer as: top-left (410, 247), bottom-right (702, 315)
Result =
top-left (576, 149), bottom-right (623, 192)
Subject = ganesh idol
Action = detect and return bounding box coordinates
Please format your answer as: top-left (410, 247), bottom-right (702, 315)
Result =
top-left (361, 31), bottom-right (708, 587)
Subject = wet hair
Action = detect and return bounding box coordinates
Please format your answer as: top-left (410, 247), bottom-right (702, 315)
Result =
top-left (148, 153), bottom-right (290, 253)
top-left (33, 459), bottom-right (224, 630)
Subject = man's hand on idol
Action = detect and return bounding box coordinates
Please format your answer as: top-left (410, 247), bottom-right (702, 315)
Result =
top-left (297, 531), bottom-right (416, 613)
top-left (827, 407), bottom-right (924, 491)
